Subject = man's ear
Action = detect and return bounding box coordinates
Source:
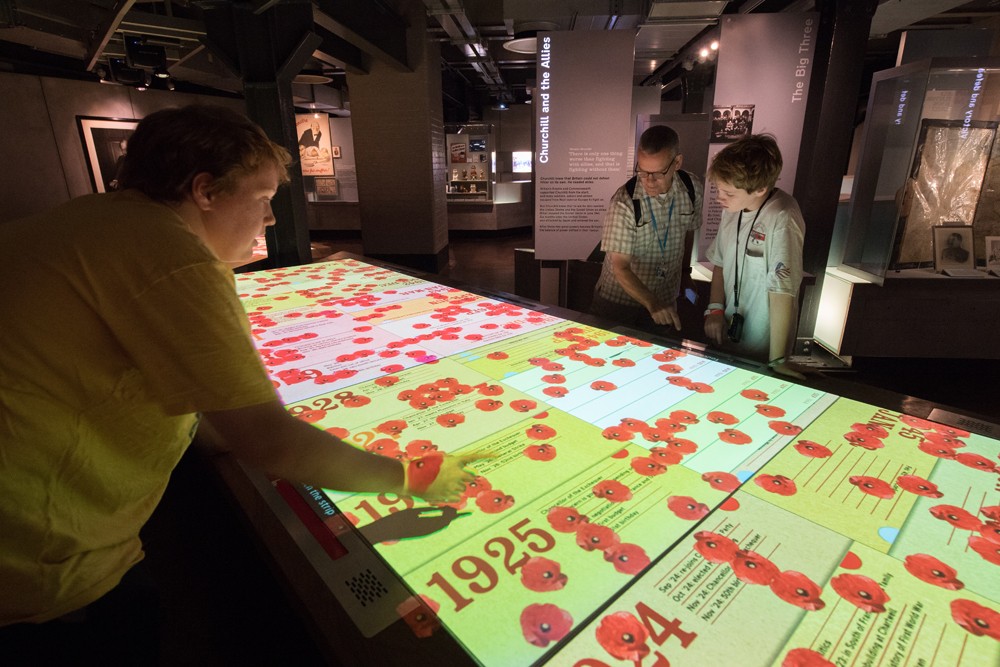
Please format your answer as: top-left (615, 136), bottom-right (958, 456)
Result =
top-left (674, 153), bottom-right (684, 172)
top-left (190, 172), bottom-right (217, 211)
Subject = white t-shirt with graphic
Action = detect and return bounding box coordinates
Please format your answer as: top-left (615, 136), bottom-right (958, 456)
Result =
top-left (706, 188), bottom-right (805, 360)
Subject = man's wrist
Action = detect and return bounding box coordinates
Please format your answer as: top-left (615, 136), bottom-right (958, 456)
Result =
top-left (704, 302), bottom-right (725, 318)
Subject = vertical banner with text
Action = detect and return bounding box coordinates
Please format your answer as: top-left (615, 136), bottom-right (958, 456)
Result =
top-left (698, 13), bottom-right (818, 261)
top-left (534, 31), bottom-right (636, 260)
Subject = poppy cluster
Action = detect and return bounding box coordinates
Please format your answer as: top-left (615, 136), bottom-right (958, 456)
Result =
top-left (692, 531), bottom-right (826, 611)
top-left (544, 506), bottom-right (650, 576)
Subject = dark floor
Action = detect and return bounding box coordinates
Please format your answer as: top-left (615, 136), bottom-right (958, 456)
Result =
top-left (143, 229), bottom-right (999, 665)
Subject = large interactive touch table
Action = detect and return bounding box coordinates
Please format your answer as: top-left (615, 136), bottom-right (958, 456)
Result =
top-left (214, 256), bottom-right (999, 666)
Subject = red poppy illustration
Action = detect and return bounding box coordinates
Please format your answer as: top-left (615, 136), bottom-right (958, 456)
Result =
top-left (520, 556), bottom-right (568, 592)
top-left (595, 612), bottom-right (650, 663)
top-left (666, 375), bottom-right (693, 387)
top-left (954, 452), bottom-right (999, 473)
top-left (652, 350), bottom-right (680, 362)
top-left (922, 431), bottom-right (967, 449)
top-left (397, 595), bottom-right (441, 639)
top-left (541, 362), bottom-right (565, 371)
top-left (509, 399), bottom-right (537, 413)
top-left (576, 523), bottom-right (621, 552)
top-left (524, 443), bottom-right (557, 461)
top-left (756, 404), bottom-right (787, 418)
top-left (373, 419), bottom-right (407, 436)
top-left (477, 383), bottom-right (505, 396)
top-left (850, 422), bottom-right (889, 439)
top-left (520, 603), bottom-right (573, 647)
top-left (475, 398), bottom-right (504, 412)
top-left (653, 419), bottom-right (687, 433)
top-left (768, 420), bottom-right (802, 435)
top-left (526, 424), bottom-right (557, 440)
top-left (753, 475), bottom-right (798, 496)
top-left (688, 382), bottom-right (714, 393)
top-left (849, 475), bottom-right (896, 499)
top-left (702, 471), bottom-right (740, 492)
top-left (843, 431), bottom-right (884, 450)
top-left (612, 358), bottom-right (637, 368)
top-left (770, 570), bottom-right (826, 610)
top-left (601, 426), bottom-right (633, 442)
top-left (366, 438), bottom-right (402, 457)
top-left (981, 521), bottom-right (1000, 544)
top-left (982, 505), bottom-right (1000, 522)
top-left (793, 440), bottom-right (833, 458)
top-left (931, 423), bottom-right (971, 438)
top-left (929, 504), bottom-right (984, 531)
top-left (546, 506), bottom-right (589, 533)
top-left (528, 357), bottom-right (550, 366)
top-left (968, 536), bottom-right (1000, 565)
top-left (917, 440), bottom-right (957, 459)
top-left (476, 489), bottom-right (515, 514)
top-left (341, 394), bottom-right (371, 408)
top-left (900, 415), bottom-right (935, 430)
top-left (542, 386), bottom-right (568, 398)
top-left (541, 374), bottom-right (566, 385)
top-left (639, 427), bottom-right (670, 443)
top-left (719, 428), bottom-right (752, 445)
top-left (781, 648), bottom-right (835, 667)
top-left (591, 380), bottom-right (617, 391)
top-left (487, 351), bottom-right (509, 360)
top-left (903, 553), bottom-right (964, 589)
top-left (731, 549), bottom-right (779, 585)
top-left (619, 417), bottom-right (648, 430)
top-left (630, 456), bottom-right (667, 477)
top-left (648, 446), bottom-right (683, 465)
top-left (665, 438), bottom-right (698, 454)
top-left (463, 476), bottom-right (492, 498)
top-left (435, 413), bottom-right (465, 428)
top-left (667, 495), bottom-right (710, 521)
top-left (740, 388), bottom-right (769, 401)
top-left (830, 573), bottom-right (890, 613)
top-left (405, 440), bottom-right (438, 457)
top-left (325, 426), bottom-right (350, 439)
top-left (707, 411), bottom-right (739, 425)
top-left (658, 363), bottom-right (684, 374)
top-left (888, 475), bottom-right (938, 500)
top-left (604, 543), bottom-right (650, 575)
top-left (593, 479), bottom-right (633, 502)
top-left (693, 531), bottom-right (739, 563)
top-left (950, 598), bottom-right (1000, 640)
top-left (669, 410), bottom-right (699, 424)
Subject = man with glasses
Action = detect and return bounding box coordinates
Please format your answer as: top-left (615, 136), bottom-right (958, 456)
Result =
top-left (590, 125), bottom-right (703, 333)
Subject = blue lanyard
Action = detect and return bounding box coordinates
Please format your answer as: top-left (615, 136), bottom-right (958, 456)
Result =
top-left (646, 194), bottom-right (674, 256)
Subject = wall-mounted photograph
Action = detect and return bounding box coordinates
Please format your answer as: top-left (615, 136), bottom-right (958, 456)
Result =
top-left (450, 142), bottom-right (467, 163)
top-left (933, 225), bottom-right (975, 272)
top-left (77, 116), bottom-right (138, 193)
top-left (711, 105), bottom-right (755, 143)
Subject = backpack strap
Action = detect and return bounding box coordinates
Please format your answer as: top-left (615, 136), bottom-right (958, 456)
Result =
top-left (625, 170), bottom-right (696, 226)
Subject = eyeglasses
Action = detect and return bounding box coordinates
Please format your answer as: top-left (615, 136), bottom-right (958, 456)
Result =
top-left (634, 156), bottom-right (677, 181)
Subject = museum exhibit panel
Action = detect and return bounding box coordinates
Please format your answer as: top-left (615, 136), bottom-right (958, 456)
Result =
top-left (816, 58), bottom-right (1000, 360)
top-left (211, 256), bottom-right (1000, 667)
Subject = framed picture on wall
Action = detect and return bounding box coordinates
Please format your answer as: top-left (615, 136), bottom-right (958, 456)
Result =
top-left (450, 142), bottom-right (467, 163)
top-left (77, 116), bottom-right (139, 193)
top-left (933, 225), bottom-right (975, 273)
top-left (331, 145), bottom-right (341, 159)
top-left (985, 235), bottom-right (1000, 275)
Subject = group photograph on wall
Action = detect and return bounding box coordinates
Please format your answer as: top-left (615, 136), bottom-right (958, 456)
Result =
top-left (77, 116), bottom-right (138, 193)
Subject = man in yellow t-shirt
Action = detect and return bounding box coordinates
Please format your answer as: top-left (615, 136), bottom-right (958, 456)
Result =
top-left (0, 105), bottom-right (482, 662)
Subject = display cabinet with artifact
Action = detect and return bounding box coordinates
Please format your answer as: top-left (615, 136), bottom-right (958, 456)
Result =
top-left (445, 124), bottom-right (493, 202)
top-left (817, 58), bottom-right (1000, 359)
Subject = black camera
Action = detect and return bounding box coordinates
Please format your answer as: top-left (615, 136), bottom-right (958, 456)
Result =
top-left (727, 313), bottom-right (744, 343)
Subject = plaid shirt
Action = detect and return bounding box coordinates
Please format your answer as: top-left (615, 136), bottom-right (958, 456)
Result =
top-left (594, 173), bottom-right (703, 306)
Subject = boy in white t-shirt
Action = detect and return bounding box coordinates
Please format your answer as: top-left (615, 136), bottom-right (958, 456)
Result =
top-left (703, 134), bottom-right (807, 379)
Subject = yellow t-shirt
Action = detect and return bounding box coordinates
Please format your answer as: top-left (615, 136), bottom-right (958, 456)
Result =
top-left (0, 191), bottom-right (277, 624)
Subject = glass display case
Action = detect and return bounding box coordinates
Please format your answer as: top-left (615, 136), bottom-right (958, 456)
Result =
top-left (840, 57), bottom-right (1000, 283)
top-left (445, 124), bottom-right (493, 202)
